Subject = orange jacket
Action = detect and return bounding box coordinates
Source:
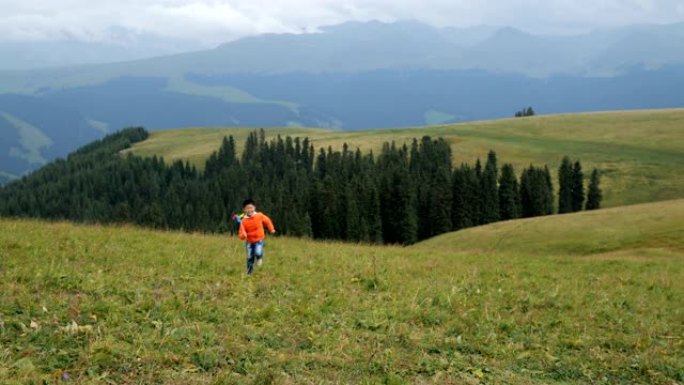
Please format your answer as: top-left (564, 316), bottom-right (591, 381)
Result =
top-left (238, 212), bottom-right (275, 243)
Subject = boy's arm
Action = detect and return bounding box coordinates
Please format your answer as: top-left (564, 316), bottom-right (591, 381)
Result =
top-left (262, 214), bottom-right (276, 234)
top-left (238, 221), bottom-right (247, 240)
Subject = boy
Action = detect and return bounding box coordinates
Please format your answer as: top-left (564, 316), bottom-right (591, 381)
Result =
top-left (238, 199), bottom-right (276, 275)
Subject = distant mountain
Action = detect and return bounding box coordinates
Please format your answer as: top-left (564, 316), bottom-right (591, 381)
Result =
top-left (3, 20), bottom-right (683, 89)
top-left (586, 24), bottom-right (684, 74)
top-left (0, 29), bottom-right (207, 71)
top-left (2, 20), bottom-right (684, 181)
top-left (191, 66), bottom-right (684, 126)
top-left (0, 94), bottom-right (104, 180)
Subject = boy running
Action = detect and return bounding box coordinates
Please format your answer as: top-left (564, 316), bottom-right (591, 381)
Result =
top-left (237, 199), bottom-right (276, 275)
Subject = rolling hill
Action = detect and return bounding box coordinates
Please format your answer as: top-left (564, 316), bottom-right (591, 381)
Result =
top-left (127, 109), bottom-right (684, 208)
top-left (1, 198), bottom-right (681, 383)
top-left (417, 198), bottom-right (684, 257)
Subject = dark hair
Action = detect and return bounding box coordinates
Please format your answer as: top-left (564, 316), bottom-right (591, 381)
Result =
top-left (242, 199), bottom-right (256, 208)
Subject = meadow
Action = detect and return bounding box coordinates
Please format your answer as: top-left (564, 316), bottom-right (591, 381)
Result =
top-left (127, 109), bottom-right (684, 208)
top-left (1, 199), bottom-right (682, 384)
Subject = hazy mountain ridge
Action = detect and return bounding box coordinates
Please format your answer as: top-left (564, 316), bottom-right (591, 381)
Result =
top-left (2, 20), bottom-right (684, 181)
top-left (3, 20), bottom-right (684, 90)
top-left (0, 28), bottom-right (209, 71)
top-left (2, 65), bottom-right (684, 182)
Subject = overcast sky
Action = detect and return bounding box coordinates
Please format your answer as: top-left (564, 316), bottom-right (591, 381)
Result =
top-left (2, 0), bottom-right (684, 47)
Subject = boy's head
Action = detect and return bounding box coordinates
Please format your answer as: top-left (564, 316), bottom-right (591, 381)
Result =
top-left (242, 199), bottom-right (256, 216)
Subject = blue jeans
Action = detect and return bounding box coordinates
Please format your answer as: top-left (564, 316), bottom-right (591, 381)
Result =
top-left (245, 240), bottom-right (264, 275)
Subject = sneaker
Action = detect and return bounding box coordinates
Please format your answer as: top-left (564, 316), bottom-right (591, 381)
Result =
top-left (257, 258), bottom-right (263, 267)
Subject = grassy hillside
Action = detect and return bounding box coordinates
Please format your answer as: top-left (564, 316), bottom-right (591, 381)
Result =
top-left (1, 200), bottom-right (682, 384)
top-left (416, 198), bottom-right (684, 257)
top-left (127, 109), bottom-right (684, 208)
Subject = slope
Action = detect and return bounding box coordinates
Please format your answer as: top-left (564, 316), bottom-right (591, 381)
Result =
top-left (1, 198), bottom-right (682, 383)
top-left (127, 108), bottom-right (684, 208)
top-left (415, 198), bottom-right (684, 257)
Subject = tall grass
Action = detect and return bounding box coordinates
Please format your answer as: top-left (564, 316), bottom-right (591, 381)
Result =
top-left (1, 200), bottom-right (682, 383)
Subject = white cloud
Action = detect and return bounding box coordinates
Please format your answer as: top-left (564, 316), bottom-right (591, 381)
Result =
top-left (1, 0), bottom-right (683, 46)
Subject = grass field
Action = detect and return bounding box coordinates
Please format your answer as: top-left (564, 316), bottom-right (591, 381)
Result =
top-left (126, 109), bottom-right (684, 209)
top-left (164, 77), bottom-right (300, 114)
top-left (2, 199), bottom-right (682, 384)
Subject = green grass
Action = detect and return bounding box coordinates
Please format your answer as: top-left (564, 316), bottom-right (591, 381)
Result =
top-left (417, 198), bottom-right (684, 257)
top-left (127, 109), bottom-right (684, 208)
top-left (1, 199), bottom-right (683, 384)
top-left (125, 127), bottom-right (329, 169)
top-left (165, 77), bottom-right (300, 114)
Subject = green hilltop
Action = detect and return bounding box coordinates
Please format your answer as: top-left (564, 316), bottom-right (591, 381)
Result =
top-left (1, 198), bottom-right (682, 383)
top-left (128, 108), bottom-right (684, 208)
top-left (417, 198), bottom-right (684, 257)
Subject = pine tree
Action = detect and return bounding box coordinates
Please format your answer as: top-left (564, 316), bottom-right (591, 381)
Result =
top-left (315, 148), bottom-right (327, 179)
top-left (378, 142), bottom-right (417, 245)
top-left (360, 150), bottom-right (382, 243)
top-left (112, 202), bottom-right (131, 222)
top-left (452, 164), bottom-right (480, 230)
top-left (139, 201), bottom-right (165, 229)
top-left (520, 165), bottom-right (554, 217)
top-left (451, 166), bottom-right (468, 230)
top-left (242, 131), bottom-right (258, 164)
top-left (571, 160), bottom-right (585, 212)
top-left (308, 180), bottom-right (324, 239)
top-left (344, 183), bottom-right (362, 242)
top-left (411, 138), bottom-right (429, 239)
top-left (585, 168), bottom-right (602, 210)
top-left (520, 166), bottom-right (533, 217)
top-left (319, 175), bottom-right (342, 239)
top-left (481, 150), bottom-right (499, 224)
top-left (428, 166), bottom-right (453, 236)
top-left (366, 181), bottom-right (383, 243)
top-left (205, 136), bottom-right (237, 177)
top-left (411, 136), bottom-right (453, 240)
top-left (391, 172), bottom-right (417, 245)
top-left (558, 156), bottom-right (573, 214)
top-left (543, 166), bottom-right (554, 215)
top-left (498, 163), bottom-right (520, 220)
top-left (514, 106), bottom-right (535, 117)
top-left (473, 159), bottom-right (484, 224)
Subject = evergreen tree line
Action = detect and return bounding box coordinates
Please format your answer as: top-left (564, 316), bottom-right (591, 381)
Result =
top-left (515, 106), bottom-right (535, 117)
top-left (0, 128), bottom-right (602, 245)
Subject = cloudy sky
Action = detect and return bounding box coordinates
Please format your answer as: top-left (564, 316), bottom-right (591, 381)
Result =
top-left (2, 0), bottom-right (684, 47)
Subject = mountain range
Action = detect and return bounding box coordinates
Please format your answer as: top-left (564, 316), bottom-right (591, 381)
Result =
top-left (2, 20), bottom-right (684, 183)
